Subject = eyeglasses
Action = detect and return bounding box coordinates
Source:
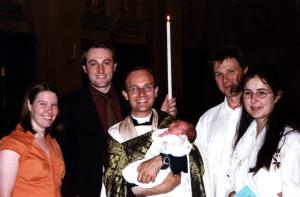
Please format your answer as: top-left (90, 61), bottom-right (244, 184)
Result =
top-left (127, 84), bottom-right (154, 95)
top-left (243, 90), bottom-right (273, 99)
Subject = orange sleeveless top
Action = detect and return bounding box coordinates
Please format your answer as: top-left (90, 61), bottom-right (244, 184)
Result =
top-left (0, 124), bottom-right (65, 197)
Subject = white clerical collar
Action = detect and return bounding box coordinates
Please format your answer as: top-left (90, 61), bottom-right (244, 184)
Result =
top-left (131, 112), bottom-right (152, 124)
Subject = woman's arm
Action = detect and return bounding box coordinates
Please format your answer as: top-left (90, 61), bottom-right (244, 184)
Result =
top-left (131, 172), bottom-right (181, 196)
top-left (0, 150), bottom-right (20, 197)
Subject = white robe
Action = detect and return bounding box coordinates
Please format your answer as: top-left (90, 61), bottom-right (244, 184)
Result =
top-left (194, 97), bottom-right (242, 197)
top-left (226, 121), bottom-right (300, 196)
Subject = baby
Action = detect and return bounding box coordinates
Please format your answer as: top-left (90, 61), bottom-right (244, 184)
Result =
top-left (122, 120), bottom-right (196, 196)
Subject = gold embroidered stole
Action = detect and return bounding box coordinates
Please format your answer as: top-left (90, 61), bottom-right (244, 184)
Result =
top-left (104, 109), bottom-right (163, 196)
top-left (104, 131), bottom-right (153, 197)
top-left (189, 145), bottom-right (206, 197)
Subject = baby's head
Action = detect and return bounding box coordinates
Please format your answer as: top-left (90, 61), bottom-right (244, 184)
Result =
top-left (168, 120), bottom-right (197, 143)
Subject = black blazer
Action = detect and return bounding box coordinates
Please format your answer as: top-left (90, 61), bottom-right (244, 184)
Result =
top-left (57, 85), bottom-right (128, 197)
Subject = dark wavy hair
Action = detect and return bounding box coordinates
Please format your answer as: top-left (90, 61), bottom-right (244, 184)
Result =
top-left (234, 66), bottom-right (299, 174)
top-left (20, 82), bottom-right (60, 136)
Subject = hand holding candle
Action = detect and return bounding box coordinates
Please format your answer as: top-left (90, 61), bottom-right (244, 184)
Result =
top-left (166, 15), bottom-right (172, 100)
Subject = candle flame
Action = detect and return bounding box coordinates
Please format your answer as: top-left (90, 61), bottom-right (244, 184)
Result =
top-left (166, 15), bottom-right (170, 22)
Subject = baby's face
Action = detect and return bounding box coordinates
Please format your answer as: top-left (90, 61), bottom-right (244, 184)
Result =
top-left (168, 120), bottom-right (188, 136)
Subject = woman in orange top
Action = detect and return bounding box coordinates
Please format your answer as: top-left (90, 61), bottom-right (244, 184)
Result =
top-left (0, 83), bottom-right (65, 197)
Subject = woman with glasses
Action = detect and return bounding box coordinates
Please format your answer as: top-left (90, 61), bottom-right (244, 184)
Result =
top-left (226, 67), bottom-right (300, 196)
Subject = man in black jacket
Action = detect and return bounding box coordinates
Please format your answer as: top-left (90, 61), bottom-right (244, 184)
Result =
top-left (58, 41), bottom-right (177, 197)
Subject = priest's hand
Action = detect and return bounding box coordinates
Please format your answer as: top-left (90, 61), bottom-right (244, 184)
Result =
top-left (160, 95), bottom-right (177, 116)
top-left (137, 155), bottom-right (163, 183)
top-left (132, 172), bottom-right (181, 196)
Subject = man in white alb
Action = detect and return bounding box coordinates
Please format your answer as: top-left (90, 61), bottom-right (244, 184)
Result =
top-left (194, 46), bottom-right (248, 197)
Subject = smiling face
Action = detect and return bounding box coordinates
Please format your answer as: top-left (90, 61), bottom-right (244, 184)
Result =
top-left (82, 47), bottom-right (117, 93)
top-left (213, 58), bottom-right (248, 98)
top-left (122, 69), bottom-right (158, 117)
top-left (28, 91), bottom-right (58, 132)
top-left (243, 76), bottom-right (281, 127)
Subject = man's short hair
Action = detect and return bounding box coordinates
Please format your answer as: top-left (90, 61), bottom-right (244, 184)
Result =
top-left (209, 45), bottom-right (247, 71)
top-left (81, 41), bottom-right (115, 67)
top-left (123, 66), bottom-right (156, 90)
